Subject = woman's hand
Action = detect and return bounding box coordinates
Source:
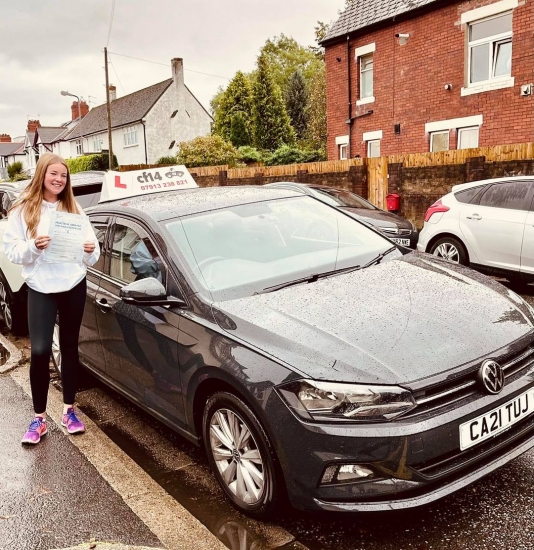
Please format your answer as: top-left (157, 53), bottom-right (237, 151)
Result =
top-left (35, 235), bottom-right (51, 250)
top-left (83, 241), bottom-right (96, 254)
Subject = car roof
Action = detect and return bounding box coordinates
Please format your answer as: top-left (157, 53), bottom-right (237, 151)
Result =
top-left (90, 185), bottom-right (301, 221)
top-left (452, 175), bottom-right (534, 193)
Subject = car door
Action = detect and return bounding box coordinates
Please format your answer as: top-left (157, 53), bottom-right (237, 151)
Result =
top-left (519, 190), bottom-right (534, 275)
top-left (94, 217), bottom-right (186, 425)
top-left (79, 215), bottom-right (108, 374)
top-left (459, 180), bottom-right (534, 271)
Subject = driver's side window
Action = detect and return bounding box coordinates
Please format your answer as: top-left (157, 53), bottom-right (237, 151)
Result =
top-left (109, 223), bottom-right (163, 285)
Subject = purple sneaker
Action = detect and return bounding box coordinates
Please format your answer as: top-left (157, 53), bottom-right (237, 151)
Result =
top-left (61, 408), bottom-right (85, 435)
top-left (21, 417), bottom-right (48, 445)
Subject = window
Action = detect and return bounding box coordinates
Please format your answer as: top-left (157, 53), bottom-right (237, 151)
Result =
top-left (468, 12), bottom-right (512, 85)
top-left (360, 54), bottom-right (374, 100)
top-left (478, 181), bottom-right (534, 211)
top-left (123, 126), bottom-right (138, 147)
top-left (93, 136), bottom-right (102, 152)
top-left (454, 185), bottom-right (487, 204)
top-left (367, 140), bottom-right (380, 158)
top-left (458, 127), bottom-right (480, 149)
top-left (89, 220), bottom-right (107, 272)
top-left (75, 140), bottom-right (82, 155)
top-left (110, 224), bottom-right (162, 284)
top-left (339, 144), bottom-right (348, 160)
top-left (430, 131), bottom-right (449, 152)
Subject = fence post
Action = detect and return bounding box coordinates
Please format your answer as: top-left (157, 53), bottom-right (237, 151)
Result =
top-left (219, 170), bottom-right (228, 186)
top-left (465, 156), bottom-right (486, 182)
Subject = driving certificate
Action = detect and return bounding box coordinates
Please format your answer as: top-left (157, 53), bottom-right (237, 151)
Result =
top-left (43, 211), bottom-right (86, 263)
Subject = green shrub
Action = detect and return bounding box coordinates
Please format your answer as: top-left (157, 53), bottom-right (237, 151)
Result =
top-left (264, 145), bottom-right (326, 166)
top-left (237, 146), bottom-right (263, 164)
top-left (155, 155), bottom-right (177, 165)
top-left (176, 135), bottom-right (240, 168)
top-left (66, 153), bottom-right (117, 174)
top-left (8, 161), bottom-right (24, 180)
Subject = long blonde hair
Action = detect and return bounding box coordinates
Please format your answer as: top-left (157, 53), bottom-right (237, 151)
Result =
top-left (12, 153), bottom-right (79, 238)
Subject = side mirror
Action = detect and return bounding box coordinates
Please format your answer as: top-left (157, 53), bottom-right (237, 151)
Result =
top-left (120, 278), bottom-right (187, 308)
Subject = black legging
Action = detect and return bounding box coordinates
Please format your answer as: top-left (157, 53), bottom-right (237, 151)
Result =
top-left (28, 278), bottom-right (87, 414)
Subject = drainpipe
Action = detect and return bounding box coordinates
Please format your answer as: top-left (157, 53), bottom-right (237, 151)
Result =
top-left (141, 120), bottom-right (148, 164)
top-left (346, 35), bottom-right (353, 158)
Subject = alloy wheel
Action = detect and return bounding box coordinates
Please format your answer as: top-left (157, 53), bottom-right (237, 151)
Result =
top-left (433, 242), bottom-right (460, 263)
top-left (209, 408), bottom-right (265, 505)
top-left (0, 281), bottom-right (12, 330)
top-left (52, 324), bottom-right (62, 373)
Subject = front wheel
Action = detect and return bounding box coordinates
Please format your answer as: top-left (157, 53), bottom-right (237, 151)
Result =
top-left (203, 392), bottom-right (282, 518)
top-left (429, 236), bottom-right (468, 265)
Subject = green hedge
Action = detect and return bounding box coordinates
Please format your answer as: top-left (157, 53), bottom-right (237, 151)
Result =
top-left (66, 153), bottom-right (118, 174)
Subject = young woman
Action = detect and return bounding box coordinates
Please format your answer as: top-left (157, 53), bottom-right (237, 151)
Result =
top-left (3, 153), bottom-right (100, 444)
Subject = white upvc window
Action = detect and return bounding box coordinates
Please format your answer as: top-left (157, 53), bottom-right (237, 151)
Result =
top-left (360, 54), bottom-right (374, 100)
top-left (367, 140), bottom-right (380, 158)
top-left (93, 135), bottom-right (102, 152)
top-left (458, 126), bottom-right (480, 149)
top-left (123, 126), bottom-right (138, 147)
top-left (75, 140), bottom-right (82, 155)
top-left (339, 144), bottom-right (348, 160)
top-left (430, 131), bottom-right (450, 152)
top-left (468, 12), bottom-right (512, 85)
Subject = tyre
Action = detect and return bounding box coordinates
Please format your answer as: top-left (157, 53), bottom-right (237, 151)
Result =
top-left (202, 392), bottom-right (281, 518)
top-left (0, 275), bottom-right (28, 335)
top-left (429, 236), bottom-right (468, 266)
top-left (51, 322), bottom-right (62, 375)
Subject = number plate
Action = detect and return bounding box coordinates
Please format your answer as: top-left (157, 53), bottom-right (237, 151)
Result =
top-left (391, 238), bottom-right (411, 246)
top-left (459, 389), bottom-right (534, 451)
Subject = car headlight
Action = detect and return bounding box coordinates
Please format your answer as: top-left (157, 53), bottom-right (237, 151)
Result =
top-left (277, 379), bottom-right (416, 422)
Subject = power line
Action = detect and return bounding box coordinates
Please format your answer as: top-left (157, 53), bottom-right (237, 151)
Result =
top-left (107, 50), bottom-right (231, 80)
top-left (106, 0), bottom-right (116, 47)
top-left (109, 60), bottom-right (126, 94)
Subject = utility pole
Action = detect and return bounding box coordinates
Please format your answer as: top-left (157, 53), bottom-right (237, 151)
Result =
top-left (104, 47), bottom-right (114, 170)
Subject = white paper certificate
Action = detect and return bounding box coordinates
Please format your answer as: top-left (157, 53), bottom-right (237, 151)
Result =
top-left (43, 211), bottom-right (87, 263)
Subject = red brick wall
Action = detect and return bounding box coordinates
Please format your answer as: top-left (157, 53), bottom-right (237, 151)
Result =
top-left (325, 0), bottom-right (534, 159)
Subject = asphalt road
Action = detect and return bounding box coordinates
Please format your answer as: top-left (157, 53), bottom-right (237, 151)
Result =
top-left (3, 279), bottom-right (534, 550)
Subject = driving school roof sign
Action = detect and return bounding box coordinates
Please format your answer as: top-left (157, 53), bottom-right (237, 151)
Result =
top-left (99, 165), bottom-right (198, 202)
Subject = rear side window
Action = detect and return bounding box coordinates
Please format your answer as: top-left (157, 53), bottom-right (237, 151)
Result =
top-left (477, 181), bottom-right (534, 211)
top-left (73, 183), bottom-right (102, 210)
top-left (454, 185), bottom-right (486, 204)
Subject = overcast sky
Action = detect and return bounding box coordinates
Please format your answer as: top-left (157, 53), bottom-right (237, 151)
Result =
top-left (0, 0), bottom-right (345, 140)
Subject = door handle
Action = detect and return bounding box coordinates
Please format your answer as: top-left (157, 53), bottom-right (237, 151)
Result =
top-left (466, 214), bottom-right (482, 220)
top-left (96, 298), bottom-right (112, 312)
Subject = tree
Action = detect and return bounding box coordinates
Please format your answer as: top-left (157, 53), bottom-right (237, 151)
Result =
top-left (285, 70), bottom-right (308, 141)
top-left (304, 65), bottom-right (327, 155)
top-left (212, 72), bottom-right (253, 146)
top-left (252, 53), bottom-right (295, 151)
top-left (176, 135), bottom-right (240, 168)
top-left (229, 111), bottom-right (251, 148)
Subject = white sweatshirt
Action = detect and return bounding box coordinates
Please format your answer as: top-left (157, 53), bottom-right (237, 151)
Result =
top-left (3, 200), bottom-right (100, 293)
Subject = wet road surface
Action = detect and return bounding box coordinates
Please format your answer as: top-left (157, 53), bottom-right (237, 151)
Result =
top-left (4, 280), bottom-right (534, 550)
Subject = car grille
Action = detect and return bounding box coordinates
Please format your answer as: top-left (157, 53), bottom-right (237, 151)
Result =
top-left (406, 345), bottom-right (534, 417)
top-left (380, 228), bottom-right (412, 236)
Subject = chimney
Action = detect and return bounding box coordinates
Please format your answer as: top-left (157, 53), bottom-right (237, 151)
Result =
top-left (80, 101), bottom-right (89, 118)
top-left (71, 101), bottom-right (80, 121)
top-left (171, 58), bottom-right (184, 89)
top-left (0, 134), bottom-right (11, 143)
top-left (109, 85), bottom-right (117, 102)
top-left (27, 120), bottom-right (41, 132)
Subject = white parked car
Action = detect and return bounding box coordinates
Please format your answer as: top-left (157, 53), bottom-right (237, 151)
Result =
top-left (417, 176), bottom-right (534, 284)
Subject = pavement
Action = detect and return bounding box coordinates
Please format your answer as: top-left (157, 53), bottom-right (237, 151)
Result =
top-left (0, 333), bottom-right (226, 550)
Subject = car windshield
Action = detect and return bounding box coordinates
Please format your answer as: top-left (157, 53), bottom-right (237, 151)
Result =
top-left (310, 188), bottom-right (377, 210)
top-left (165, 196), bottom-right (396, 301)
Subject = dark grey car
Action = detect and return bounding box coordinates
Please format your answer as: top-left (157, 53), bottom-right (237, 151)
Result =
top-left (60, 185), bottom-right (534, 518)
top-left (265, 181), bottom-right (418, 248)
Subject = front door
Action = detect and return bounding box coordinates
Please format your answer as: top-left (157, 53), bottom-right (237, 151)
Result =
top-left (94, 218), bottom-right (186, 424)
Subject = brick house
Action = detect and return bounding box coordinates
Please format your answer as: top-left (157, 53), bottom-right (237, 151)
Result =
top-left (321, 0), bottom-right (533, 160)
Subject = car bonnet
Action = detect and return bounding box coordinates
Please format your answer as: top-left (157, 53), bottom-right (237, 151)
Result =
top-left (212, 254), bottom-right (534, 385)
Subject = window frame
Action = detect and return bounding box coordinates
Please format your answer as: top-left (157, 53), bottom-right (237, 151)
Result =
top-left (359, 53), bottom-right (374, 101)
top-left (339, 143), bottom-right (348, 160)
top-left (430, 131), bottom-right (450, 152)
top-left (123, 126), bottom-right (139, 147)
top-left (367, 139), bottom-right (380, 158)
top-left (458, 126), bottom-right (480, 149)
top-left (75, 139), bottom-right (83, 156)
top-left (93, 135), bottom-right (102, 152)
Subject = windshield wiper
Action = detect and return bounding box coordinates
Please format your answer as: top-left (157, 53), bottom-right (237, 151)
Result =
top-left (361, 246), bottom-right (397, 269)
top-left (260, 264), bottom-right (362, 294)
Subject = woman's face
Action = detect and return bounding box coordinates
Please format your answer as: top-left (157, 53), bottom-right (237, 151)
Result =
top-left (43, 163), bottom-right (68, 201)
